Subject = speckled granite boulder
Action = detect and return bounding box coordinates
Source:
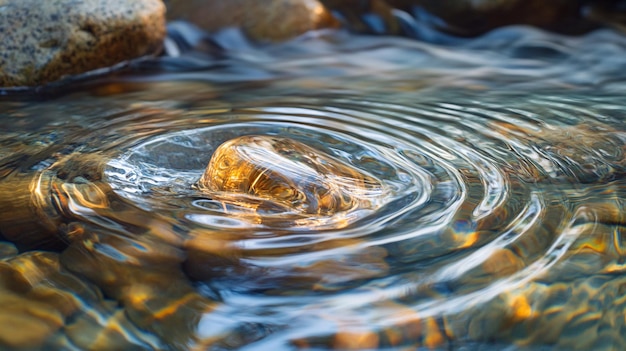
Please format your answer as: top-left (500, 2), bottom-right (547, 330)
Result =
top-left (0, 0), bottom-right (166, 87)
top-left (165, 0), bottom-right (339, 42)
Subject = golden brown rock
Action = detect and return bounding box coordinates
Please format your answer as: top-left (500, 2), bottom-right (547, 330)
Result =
top-left (165, 0), bottom-right (339, 42)
top-left (0, 293), bottom-right (64, 349)
top-left (198, 135), bottom-right (383, 216)
top-left (0, 0), bottom-right (166, 87)
top-left (319, 0), bottom-right (402, 34)
top-left (65, 309), bottom-right (150, 351)
top-left (481, 248), bottom-right (525, 278)
top-left (0, 251), bottom-right (103, 350)
top-left (0, 173), bottom-right (64, 250)
top-left (333, 329), bottom-right (379, 350)
top-left (61, 230), bottom-right (217, 349)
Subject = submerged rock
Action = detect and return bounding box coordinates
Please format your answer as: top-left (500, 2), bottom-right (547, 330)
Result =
top-left (0, 251), bottom-right (100, 349)
top-left (197, 135), bottom-right (384, 216)
top-left (0, 0), bottom-right (166, 87)
top-left (165, 0), bottom-right (339, 41)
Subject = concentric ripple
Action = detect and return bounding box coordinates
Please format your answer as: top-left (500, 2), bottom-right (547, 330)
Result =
top-left (89, 83), bottom-right (626, 349)
top-left (1, 28), bottom-right (626, 350)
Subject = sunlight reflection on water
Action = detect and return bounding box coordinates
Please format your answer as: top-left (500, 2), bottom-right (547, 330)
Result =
top-left (0, 25), bottom-right (626, 350)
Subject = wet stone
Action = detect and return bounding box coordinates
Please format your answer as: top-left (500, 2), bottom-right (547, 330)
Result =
top-left (60, 231), bottom-right (186, 300)
top-left (0, 242), bottom-right (18, 261)
top-left (1, 14), bottom-right (626, 351)
top-left (184, 230), bottom-right (390, 291)
top-left (481, 248), bottom-right (526, 278)
top-left (0, 0), bottom-right (166, 87)
top-left (64, 308), bottom-right (160, 351)
top-left (0, 174), bottom-right (64, 251)
top-left (165, 0), bottom-right (339, 42)
top-left (491, 121), bottom-right (626, 183)
top-left (0, 292), bottom-right (64, 349)
top-left (333, 328), bottom-right (380, 350)
top-left (198, 135), bottom-right (384, 218)
top-left (0, 251), bottom-right (104, 350)
top-left (444, 274), bottom-right (626, 348)
top-left (61, 230), bottom-right (218, 349)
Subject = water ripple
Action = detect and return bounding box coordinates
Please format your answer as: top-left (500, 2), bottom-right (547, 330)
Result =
top-left (1, 27), bottom-right (626, 350)
top-left (90, 87), bottom-right (625, 348)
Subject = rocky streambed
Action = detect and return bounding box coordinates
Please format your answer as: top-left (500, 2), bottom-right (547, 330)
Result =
top-left (1, 1), bottom-right (626, 350)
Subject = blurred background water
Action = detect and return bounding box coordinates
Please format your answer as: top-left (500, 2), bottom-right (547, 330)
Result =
top-left (1, 21), bottom-right (626, 350)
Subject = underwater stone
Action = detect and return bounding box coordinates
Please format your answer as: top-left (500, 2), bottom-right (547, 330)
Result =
top-left (0, 251), bottom-right (99, 349)
top-left (198, 135), bottom-right (382, 216)
top-left (0, 0), bottom-right (166, 87)
top-left (165, 0), bottom-right (339, 41)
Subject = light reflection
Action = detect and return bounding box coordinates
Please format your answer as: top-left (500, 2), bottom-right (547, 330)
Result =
top-left (197, 135), bottom-right (387, 228)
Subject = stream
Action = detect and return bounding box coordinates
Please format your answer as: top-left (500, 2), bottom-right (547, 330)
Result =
top-left (1, 24), bottom-right (626, 350)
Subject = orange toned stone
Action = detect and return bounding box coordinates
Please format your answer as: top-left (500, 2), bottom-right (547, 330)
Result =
top-left (333, 329), bottom-right (379, 350)
top-left (6, 252), bottom-right (96, 318)
top-left (27, 285), bottom-right (82, 318)
top-left (0, 262), bottom-right (31, 293)
top-left (166, 0), bottom-right (339, 42)
top-left (0, 0), bottom-right (166, 87)
top-left (0, 174), bottom-right (64, 250)
top-left (10, 252), bottom-right (62, 286)
top-left (0, 291), bottom-right (64, 349)
top-left (61, 231), bottom-right (217, 349)
top-left (508, 295), bottom-right (533, 323)
top-left (65, 309), bottom-right (145, 351)
top-left (61, 233), bottom-right (187, 301)
top-left (376, 301), bottom-right (423, 346)
top-left (198, 135), bottom-right (383, 216)
top-left (423, 317), bottom-right (445, 348)
top-left (482, 248), bottom-right (525, 277)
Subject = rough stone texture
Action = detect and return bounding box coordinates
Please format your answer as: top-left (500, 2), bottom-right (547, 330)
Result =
top-left (165, 0), bottom-right (339, 42)
top-left (0, 0), bottom-right (166, 87)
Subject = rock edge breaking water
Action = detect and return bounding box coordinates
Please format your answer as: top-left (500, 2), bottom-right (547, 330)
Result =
top-left (5, 0), bottom-right (626, 87)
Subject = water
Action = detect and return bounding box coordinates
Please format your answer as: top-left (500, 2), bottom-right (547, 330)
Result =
top-left (1, 25), bottom-right (626, 350)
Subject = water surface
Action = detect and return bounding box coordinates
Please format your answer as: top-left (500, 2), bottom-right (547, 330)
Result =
top-left (1, 26), bottom-right (626, 350)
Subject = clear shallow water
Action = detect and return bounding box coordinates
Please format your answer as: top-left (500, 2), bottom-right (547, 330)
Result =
top-left (1, 26), bottom-right (626, 350)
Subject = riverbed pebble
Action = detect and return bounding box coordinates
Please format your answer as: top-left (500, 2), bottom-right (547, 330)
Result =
top-left (0, 0), bottom-right (166, 87)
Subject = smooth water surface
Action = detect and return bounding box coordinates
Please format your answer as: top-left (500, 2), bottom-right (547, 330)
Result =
top-left (1, 26), bottom-right (626, 350)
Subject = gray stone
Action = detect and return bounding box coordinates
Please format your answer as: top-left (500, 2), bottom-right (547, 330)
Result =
top-left (0, 0), bottom-right (166, 87)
